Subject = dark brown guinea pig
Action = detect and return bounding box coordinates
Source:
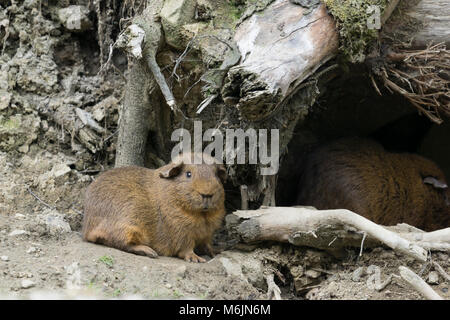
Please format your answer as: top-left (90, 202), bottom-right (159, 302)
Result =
top-left (82, 152), bottom-right (227, 263)
top-left (296, 137), bottom-right (449, 231)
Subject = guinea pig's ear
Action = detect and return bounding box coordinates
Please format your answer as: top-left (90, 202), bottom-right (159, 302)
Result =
top-left (217, 164), bottom-right (227, 184)
top-left (423, 176), bottom-right (448, 189)
top-left (159, 161), bottom-right (183, 179)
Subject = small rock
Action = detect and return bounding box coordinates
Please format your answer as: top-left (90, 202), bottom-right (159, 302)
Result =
top-left (91, 96), bottom-right (118, 122)
top-left (52, 163), bottom-right (71, 178)
top-left (1, 256), bottom-right (9, 262)
top-left (21, 279), bottom-right (35, 289)
top-left (327, 274), bottom-right (339, 282)
top-left (57, 5), bottom-right (93, 33)
top-left (305, 269), bottom-right (322, 279)
top-left (15, 213), bottom-right (27, 220)
top-left (9, 229), bottom-right (29, 237)
top-left (36, 210), bottom-right (72, 236)
top-left (219, 257), bottom-right (244, 279)
top-left (165, 283), bottom-right (172, 289)
top-left (160, 0), bottom-right (197, 50)
top-left (0, 90), bottom-right (11, 110)
top-left (427, 271), bottom-right (439, 285)
top-left (175, 265), bottom-right (187, 278)
top-left (27, 247), bottom-right (37, 254)
top-left (352, 267), bottom-right (365, 282)
top-left (290, 265), bottom-right (304, 278)
top-left (18, 144), bottom-right (29, 153)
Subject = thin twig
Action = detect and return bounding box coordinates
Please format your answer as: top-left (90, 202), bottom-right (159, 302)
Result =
top-left (399, 266), bottom-right (443, 300)
top-left (432, 261), bottom-right (450, 282)
top-left (359, 231), bottom-right (367, 257)
top-left (27, 187), bottom-right (55, 210)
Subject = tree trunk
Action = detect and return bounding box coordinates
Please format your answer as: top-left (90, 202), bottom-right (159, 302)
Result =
top-left (115, 60), bottom-right (153, 167)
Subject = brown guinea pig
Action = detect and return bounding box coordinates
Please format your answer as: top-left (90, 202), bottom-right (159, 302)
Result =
top-left (82, 152), bottom-right (227, 263)
top-left (296, 137), bottom-right (450, 231)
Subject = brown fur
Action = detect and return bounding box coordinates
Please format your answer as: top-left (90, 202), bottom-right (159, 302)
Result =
top-left (82, 153), bottom-right (227, 262)
top-left (296, 137), bottom-right (450, 231)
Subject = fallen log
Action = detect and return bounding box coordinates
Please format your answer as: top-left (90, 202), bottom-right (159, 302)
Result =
top-left (221, 0), bottom-right (339, 121)
top-left (399, 0), bottom-right (450, 49)
top-left (225, 206), bottom-right (450, 262)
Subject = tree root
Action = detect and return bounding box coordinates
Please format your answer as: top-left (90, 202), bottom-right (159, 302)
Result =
top-left (399, 266), bottom-right (444, 300)
top-left (227, 207), bottom-right (450, 262)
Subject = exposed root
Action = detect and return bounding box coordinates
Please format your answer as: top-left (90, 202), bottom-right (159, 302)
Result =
top-left (265, 273), bottom-right (282, 300)
top-left (375, 42), bottom-right (450, 124)
top-left (399, 266), bottom-right (444, 300)
top-left (225, 207), bottom-right (450, 262)
top-left (432, 261), bottom-right (450, 283)
top-left (92, 0), bottom-right (148, 75)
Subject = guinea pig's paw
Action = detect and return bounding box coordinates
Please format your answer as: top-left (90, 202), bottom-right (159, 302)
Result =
top-left (128, 245), bottom-right (159, 258)
top-left (182, 251), bottom-right (206, 263)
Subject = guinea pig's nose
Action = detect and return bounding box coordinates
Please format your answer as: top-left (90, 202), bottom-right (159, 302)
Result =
top-left (200, 193), bottom-right (213, 208)
top-left (200, 193), bottom-right (213, 200)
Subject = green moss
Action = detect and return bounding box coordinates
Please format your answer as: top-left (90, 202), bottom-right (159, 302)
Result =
top-left (0, 117), bottom-right (21, 131)
top-left (230, 6), bottom-right (244, 20)
top-left (324, 0), bottom-right (389, 63)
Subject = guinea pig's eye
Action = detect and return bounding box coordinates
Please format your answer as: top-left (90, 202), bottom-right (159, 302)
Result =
top-left (186, 171), bottom-right (192, 178)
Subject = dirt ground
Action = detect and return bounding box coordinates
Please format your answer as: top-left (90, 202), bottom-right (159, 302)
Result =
top-left (0, 145), bottom-right (448, 300)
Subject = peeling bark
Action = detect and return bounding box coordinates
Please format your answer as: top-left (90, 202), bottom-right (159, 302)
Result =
top-left (403, 0), bottom-right (450, 48)
top-left (221, 0), bottom-right (339, 121)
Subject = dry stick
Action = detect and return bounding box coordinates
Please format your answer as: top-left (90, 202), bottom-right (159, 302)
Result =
top-left (75, 108), bottom-right (107, 134)
top-left (27, 187), bottom-right (55, 210)
top-left (370, 74), bottom-right (382, 96)
top-left (240, 185), bottom-right (249, 210)
top-left (265, 274), bottom-right (282, 300)
top-left (196, 94), bottom-right (218, 114)
top-left (399, 266), bottom-right (444, 300)
top-left (328, 237), bottom-right (337, 246)
top-left (359, 231), bottom-right (367, 257)
top-left (432, 262), bottom-right (450, 282)
top-left (146, 54), bottom-right (175, 109)
top-left (171, 36), bottom-right (196, 81)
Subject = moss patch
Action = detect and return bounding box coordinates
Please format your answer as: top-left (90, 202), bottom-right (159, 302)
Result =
top-left (0, 117), bottom-right (21, 131)
top-left (324, 0), bottom-right (389, 63)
